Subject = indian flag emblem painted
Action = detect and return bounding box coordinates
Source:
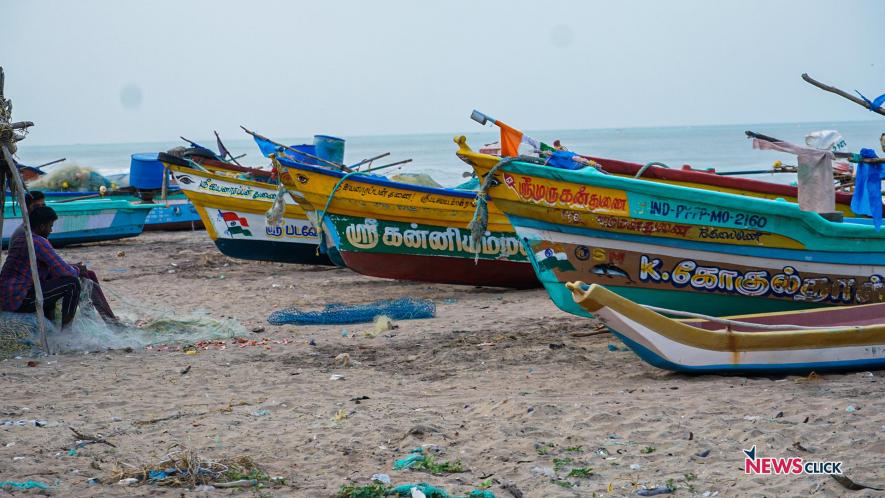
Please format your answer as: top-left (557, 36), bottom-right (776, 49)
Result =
top-left (219, 210), bottom-right (252, 237)
top-left (535, 247), bottom-right (576, 272)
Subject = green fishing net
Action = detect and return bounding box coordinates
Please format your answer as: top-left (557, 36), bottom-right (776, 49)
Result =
top-left (29, 165), bottom-right (112, 192)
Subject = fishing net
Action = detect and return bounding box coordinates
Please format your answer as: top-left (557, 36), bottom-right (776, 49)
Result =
top-left (29, 164), bottom-right (112, 192)
top-left (0, 280), bottom-right (243, 358)
top-left (267, 298), bottom-right (436, 326)
top-left (389, 173), bottom-right (443, 188)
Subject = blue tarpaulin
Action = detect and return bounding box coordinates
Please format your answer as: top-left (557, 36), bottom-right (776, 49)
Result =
top-left (850, 148), bottom-right (884, 230)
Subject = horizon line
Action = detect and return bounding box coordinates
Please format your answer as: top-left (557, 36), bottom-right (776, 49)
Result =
top-left (17, 117), bottom-right (883, 149)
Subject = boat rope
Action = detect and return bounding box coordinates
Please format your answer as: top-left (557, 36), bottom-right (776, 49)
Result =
top-left (642, 304), bottom-right (839, 331)
top-left (634, 161), bottom-right (670, 179)
top-left (468, 157), bottom-right (518, 263)
top-left (311, 170), bottom-right (362, 246)
top-left (266, 156), bottom-right (363, 255)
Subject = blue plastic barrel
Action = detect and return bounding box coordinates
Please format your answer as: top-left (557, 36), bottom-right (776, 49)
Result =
top-left (314, 135), bottom-right (345, 165)
top-left (130, 153), bottom-right (165, 190)
top-left (288, 144), bottom-right (318, 165)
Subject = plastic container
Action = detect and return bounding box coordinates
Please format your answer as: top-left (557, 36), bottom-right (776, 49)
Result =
top-left (313, 135), bottom-right (345, 165)
top-left (288, 144), bottom-right (317, 165)
top-left (129, 153), bottom-right (165, 190)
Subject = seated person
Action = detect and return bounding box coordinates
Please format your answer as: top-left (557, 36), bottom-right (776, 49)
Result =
top-left (10, 190), bottom-right (46, 242)
top-left (0, 206), bottom-right (117, 327)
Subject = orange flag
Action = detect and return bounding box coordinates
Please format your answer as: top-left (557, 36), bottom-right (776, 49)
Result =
top-left (498, 121), bottom-right (524, 157)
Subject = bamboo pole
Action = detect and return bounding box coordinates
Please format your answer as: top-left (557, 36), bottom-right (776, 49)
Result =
top-left (802, 73), bottom-right (885, 117)
top-left (1, 144), bottom-right (50, 353)
top-left (32, 157), bottom-right (65, 169)
top-left (0, 66), bottom-right (50, 352)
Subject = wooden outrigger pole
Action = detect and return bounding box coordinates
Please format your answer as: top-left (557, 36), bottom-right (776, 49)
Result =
top-left (0, 66), bottom-right (50, 353)
top-left (802, 73), bottom-right (885, 118)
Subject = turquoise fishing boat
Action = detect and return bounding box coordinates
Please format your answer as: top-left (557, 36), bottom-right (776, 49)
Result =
top-left (469, 157), bottom-right (885, 317)
top-left (2, 198), bottom-right (155, 247)
top-left (42, 190), bottom-right (202, 231)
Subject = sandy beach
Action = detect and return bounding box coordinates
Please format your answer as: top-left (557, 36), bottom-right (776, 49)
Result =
top-left (1, 231), bottom-right (884, 497)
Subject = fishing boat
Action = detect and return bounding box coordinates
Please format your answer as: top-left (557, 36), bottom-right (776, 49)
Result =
top-left (41, 189), bottom-right (202, 231)
top-left (2, 197), bottom-right (155, 247)
top-left (567, 282), bottom-right (885, 374)
top-left (158, 153), bottom-right (332, 265)
top-left (456, 136), bottom-right (864, 215)
top-left (274, 154), bottom-right (540, 288)
top-left (464, 145), bottom-right (885, 317)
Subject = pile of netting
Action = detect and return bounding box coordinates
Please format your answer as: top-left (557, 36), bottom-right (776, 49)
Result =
top-left (267, 298), bottom-right (436, 326)
top-left (0, 281), bottom-right (243, 358)
top-left (29, 164), bottom-right (112, 192)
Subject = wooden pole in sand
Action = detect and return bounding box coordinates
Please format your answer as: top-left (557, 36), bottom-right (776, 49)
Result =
top-left (0, 67), bottom-right (50, 353)
top-left (1, 145), bottom-right (50, 353)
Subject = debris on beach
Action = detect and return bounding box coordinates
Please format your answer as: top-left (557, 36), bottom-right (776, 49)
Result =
top-left (831, 474), bottom-right (885, 491)
top-left (145, 336), bottom-right (293, 352)
top-left (104, 445), bottom-right (278, 489)
top-left (334, 481), bottom-right (496, 498)
top-left (393, 448), bottom-right (465, 475)
top-left (374, 315), bottom-right (398, 332)
top-left (0, 480), bottom-right (50, 491)
top-left (635, 485), bottom-right (675, 496)
top-left (335, 352), bottom-right (351, 367)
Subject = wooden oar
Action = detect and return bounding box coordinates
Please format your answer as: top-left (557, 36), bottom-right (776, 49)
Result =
top-left (240, 126), bottom-right (353, 173)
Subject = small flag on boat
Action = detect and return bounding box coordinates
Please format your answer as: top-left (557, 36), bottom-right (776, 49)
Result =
top-left (219, 210), bottom-right (252, 237)
top-left (535, 247), bottom-right (576, 272)
top-left (498, 120), bottom-right (540, 157)
top-left (215, 131), bottom-right (231, 160)
top-left (470, 110), bottom-right (540, 157)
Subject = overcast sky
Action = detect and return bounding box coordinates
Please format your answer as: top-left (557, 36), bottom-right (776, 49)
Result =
top-left (5, 0), bottom-right (884, 145)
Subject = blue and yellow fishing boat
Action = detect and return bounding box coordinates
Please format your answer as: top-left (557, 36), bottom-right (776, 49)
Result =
top-left (465, 143), bottom-right (885, 317)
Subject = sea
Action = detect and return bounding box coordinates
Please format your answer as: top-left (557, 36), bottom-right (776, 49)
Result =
top-left (13, 120), bottom-right (884, 188)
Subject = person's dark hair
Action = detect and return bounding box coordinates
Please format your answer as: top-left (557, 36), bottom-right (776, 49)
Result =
top-left (28, 206), bottom-right (58, 228)
top-left (25, 190), bottom-right (45, 207)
